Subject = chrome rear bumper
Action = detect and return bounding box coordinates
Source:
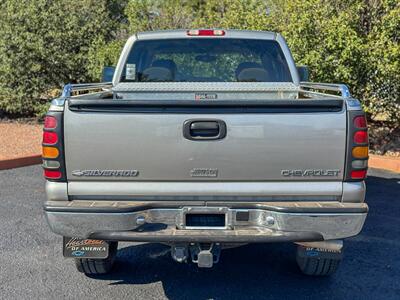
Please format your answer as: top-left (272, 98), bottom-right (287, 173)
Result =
top-left (44, 201), bottom-right (368, 242)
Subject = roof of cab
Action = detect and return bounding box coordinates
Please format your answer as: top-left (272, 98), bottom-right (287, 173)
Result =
top-left (136, 29), bottom-right (277, 40)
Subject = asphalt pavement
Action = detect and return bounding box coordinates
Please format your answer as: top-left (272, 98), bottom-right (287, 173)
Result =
top-left (0, 166), bottom-right (399, 300)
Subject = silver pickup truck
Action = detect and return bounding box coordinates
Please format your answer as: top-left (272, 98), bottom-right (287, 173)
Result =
top-left (43, 29), bottom-right (369, 276)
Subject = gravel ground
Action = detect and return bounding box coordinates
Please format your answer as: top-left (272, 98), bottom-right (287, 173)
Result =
top-left (0, 166), bottom-right (399, 300)
top-left (0, 122), bottom-right (42, 160)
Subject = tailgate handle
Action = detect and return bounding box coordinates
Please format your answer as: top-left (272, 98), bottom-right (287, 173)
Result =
top-left (183, 119), bottom-right (226, 140)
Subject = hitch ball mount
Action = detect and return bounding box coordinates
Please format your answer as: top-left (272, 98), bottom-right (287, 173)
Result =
top-left (171, 243), bottom-right (221, 268)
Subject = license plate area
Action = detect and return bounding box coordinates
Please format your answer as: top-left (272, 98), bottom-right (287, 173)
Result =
top-left (186, 214), bottom-right (225, 227)
top-left (63, 237), bottom-right (109, 259)
top-left (179, 207), bottom-right (229, 229)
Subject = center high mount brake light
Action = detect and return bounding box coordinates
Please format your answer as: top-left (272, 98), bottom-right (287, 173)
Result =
top-left (187, 29), bottom-right (225, 36)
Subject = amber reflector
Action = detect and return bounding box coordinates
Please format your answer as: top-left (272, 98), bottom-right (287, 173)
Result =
top-left (42, 146), bottom-right (59, 159)
top-left (352, 146), bottom-right (368, 158)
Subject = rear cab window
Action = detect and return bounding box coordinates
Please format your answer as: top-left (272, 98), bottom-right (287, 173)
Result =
top-left (121, 39), bottom-right (292, 83)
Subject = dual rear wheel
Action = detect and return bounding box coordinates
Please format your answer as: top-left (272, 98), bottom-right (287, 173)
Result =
top-left (74, 241), bottom-right (118, 275)
top-left (296, 244), bottom-right (342, 276)
top-left (74, 242), bottom-right (342, 276)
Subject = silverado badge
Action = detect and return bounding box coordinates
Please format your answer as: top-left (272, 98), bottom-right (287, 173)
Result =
top-left (72, 170), bottom-right (139, 177)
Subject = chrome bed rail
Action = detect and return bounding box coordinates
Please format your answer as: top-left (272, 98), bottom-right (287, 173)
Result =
top-left (61, 82), bottom-right (112, 97)
top-left (300, 82), bottom-right (351, 98)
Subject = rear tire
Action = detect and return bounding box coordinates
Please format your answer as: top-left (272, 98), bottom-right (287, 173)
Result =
top-left (296, 245), bottom-right (341, 276)
top-left (75, 241), bottom-right (118, 275)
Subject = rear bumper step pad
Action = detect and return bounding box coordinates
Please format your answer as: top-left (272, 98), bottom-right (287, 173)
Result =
top-left (89, 228), bottom-right (323, 243)
top-left (44, 202), bottom-right (368, 242)
top-left (44, 201), bottom-right (368, 214)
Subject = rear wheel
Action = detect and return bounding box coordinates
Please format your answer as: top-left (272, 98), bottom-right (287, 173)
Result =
top-left (296, 244), bottom-right (342, 276)
top-left (75, 241), bottom-right (118, 275)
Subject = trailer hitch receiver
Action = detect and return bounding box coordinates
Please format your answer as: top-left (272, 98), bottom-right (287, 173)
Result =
top-left (190, 243), bottom-right (221, 268)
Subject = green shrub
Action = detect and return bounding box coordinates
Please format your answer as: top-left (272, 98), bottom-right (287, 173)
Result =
top-left (87, 39), bottom-right (125, 81)
top-left (0, 0), bottom-right (117, 117)
top-left (125, 0), bottom-right (199, 32)
top-left (363, 0), bottom-right (399, 125)
top-left (0, 0), bottom-right (398, 128)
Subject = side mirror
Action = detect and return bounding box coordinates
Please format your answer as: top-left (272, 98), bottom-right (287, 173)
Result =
top-left (102, 66), bottom-right (115, 82)
top-left (297, 66), bottom-right (309, 82)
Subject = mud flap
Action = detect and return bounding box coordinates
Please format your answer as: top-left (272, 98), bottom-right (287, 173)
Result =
top-left (63, 237), bottom-right (109, 259)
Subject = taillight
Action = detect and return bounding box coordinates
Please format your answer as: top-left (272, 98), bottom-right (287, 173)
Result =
top-left (352, 146), bottom-right (369, 158)
top-left (42, 146), bottom-right (59, 158)
top-left (43, 131), bottom-right (58, 145)
top-left (42, 112), bottom-right (65, 182)
top-left (351, 160), bottom-right (368, 169)
top-left (353, 116), bottom-right (367, 128)
top-left (187, 29), bottom-right (225, 36)
top-left (354, 131), bottom-right (368, 144)
top-left (44, 169), bottom-right (62, 179)
top-left (44, 116), bottom-right (57, 129)
top-left (350, 170), bottom-right (367, 180)
top-left (42, 160), bottom-right (60, 169)
top-left (345, 112), bottom-right (368, 181)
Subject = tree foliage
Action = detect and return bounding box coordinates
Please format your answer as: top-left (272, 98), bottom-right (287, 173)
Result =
top-left (0, 0), bottom-right (120, 116)
top-left (0, 0), bottom-right (398, 126)
top-left (363, 0), bottom-right (399, 123)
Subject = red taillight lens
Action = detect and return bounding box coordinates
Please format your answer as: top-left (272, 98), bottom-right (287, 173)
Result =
top-left (354, 131), bottom-right (368, 144)
top-left (351, 169), bottom-right (367, 179)
top-left (42, 112), bottom-right (65, 182)
top-left (44, 116), bottom-right (57, 129)
top-left (353, 116), bottom-right (367, 128)
top-left (187, 29), bottom-right (225, 36)
top-left (44, 169), bottom-right (62, 179)
top-left (43, 131), bottom-right (58, 145)
top-left (346, 112), bottom-right (369, 181)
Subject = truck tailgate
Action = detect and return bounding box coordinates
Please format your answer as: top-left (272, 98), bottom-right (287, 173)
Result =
top-left (64, 99), bottom-right (346, 189)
